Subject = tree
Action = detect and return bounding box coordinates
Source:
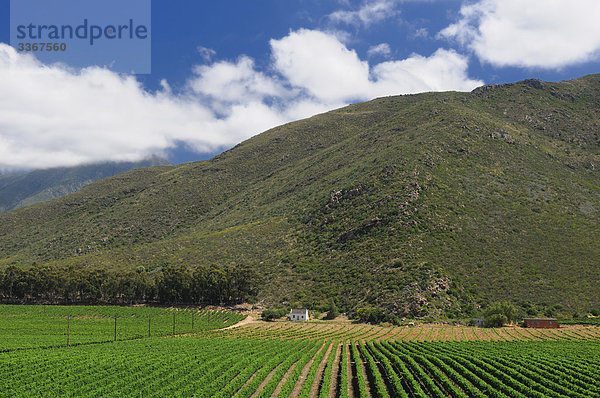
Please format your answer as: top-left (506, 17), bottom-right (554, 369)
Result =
top-left (324, 299), bottom-right (339, 320)
top-left (485, 313), bottom-right (508, 328)
top-left (261, 309), bottom-right (286, 321)
top-left (158, 264), bottom-right (193, 304)
top-left (356, 307), bottom-right (384, 324)
top-left (483, 301), bottom-right (518, 327)
top-left (191, 265), bottom-right (227, 305)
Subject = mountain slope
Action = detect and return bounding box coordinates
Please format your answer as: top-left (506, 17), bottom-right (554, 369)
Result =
top-left (0, 75), bottom-right (599, 316)
top-left (0, 156), bottom-right (172, 213)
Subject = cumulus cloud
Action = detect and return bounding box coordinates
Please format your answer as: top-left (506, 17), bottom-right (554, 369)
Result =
top-left (367, 43), bottom-right (392, 58)
top-left (271, 30), bottom-right (371, 103)
top-left (0, 45), bottom-right (286, 170)
top-left (0, 28), bottom-right (482, 170)
top-left (439, 0), bottom-right (600, 68)
top-left (188, 56), bottom-right (291, 113)
top-left (369, 48), bottom-right (482, 95)
top-left (328, 0), bottom-right (399, 27)
top-left (271, 29), bottom-right (482, 101)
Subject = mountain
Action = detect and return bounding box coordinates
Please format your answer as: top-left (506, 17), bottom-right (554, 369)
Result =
top-left (0, 75), bottom-right (598, 317)
top-left (0, 156), bottom-right (172, 213)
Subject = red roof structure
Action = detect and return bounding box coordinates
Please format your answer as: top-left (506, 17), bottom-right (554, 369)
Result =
top-left (523, 318), bottom-right (558, 328)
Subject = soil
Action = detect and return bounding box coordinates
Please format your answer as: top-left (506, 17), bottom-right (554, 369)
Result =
top-left (222, 315), bottom-right (257, 330)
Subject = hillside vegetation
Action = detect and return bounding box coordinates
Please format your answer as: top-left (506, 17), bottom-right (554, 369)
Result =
top-left (0, 156), bottom-right (172, 213)
top-left (0, 75), bottom-right (599, 318)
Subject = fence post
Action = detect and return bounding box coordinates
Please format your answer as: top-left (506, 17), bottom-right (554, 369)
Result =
top-left (173, 312), bottom-right (176, 335)
top-left (148, 314), bottom-right (151, 338)
top-left (191, 311), bottom-right (194, 332)
top-left (67, 315), bottom-right (70, 347)
top-left (114, 313), bottom-right (117, 342)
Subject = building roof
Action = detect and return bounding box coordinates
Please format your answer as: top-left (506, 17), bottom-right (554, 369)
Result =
top-left (290, 309), bottom-right (308, 314)
top-left (523, 318), bottom-right (557, 321)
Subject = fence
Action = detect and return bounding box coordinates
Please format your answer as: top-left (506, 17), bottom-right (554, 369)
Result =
top-left (0, 306), bottom-right (239, 351)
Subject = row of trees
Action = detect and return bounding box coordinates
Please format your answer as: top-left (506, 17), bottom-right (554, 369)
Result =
top-left (0, 263), bottom-right (260, 305)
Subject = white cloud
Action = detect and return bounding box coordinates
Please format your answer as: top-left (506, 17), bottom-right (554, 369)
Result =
top-left (439, 0), bottom-right (600, 68)
top-left (0, 28), bottom-right (482, 171)
top-left (369, 48), bottom-right (481, 95)
top-left (0, 45), bottom-right (285, 170)
top-left (197, 46), bottom-right (216, 62)
top-left (271, 29), bottom-right (482, 102)
top-left (367, 43), bottom-right (392, 58)
top-left (271, 30), bottom-right (371, 103)
top-left (412, 27), bottom-right (428, 39)
top-left (328, 0), bottom-right (399, 27)
top-left (189, 56), bottom-right (291, 112)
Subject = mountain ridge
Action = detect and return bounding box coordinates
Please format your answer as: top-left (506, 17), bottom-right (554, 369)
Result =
top-left (0, 156), bottom-right (173, 213)
top-left (0, 74), bottom-right (598, 318)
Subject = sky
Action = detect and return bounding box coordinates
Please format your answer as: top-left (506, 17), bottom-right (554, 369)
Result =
top-left (0, 0), bottom-right (599, 171)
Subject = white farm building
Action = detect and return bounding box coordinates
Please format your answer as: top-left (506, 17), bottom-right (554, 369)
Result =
top-left (290, 309), bottom-right (309, 321)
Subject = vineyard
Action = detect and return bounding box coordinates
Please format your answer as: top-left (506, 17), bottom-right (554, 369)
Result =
top-left (1, 336), bottom-right (600, 397)
top-left (0, 305), bottom-right (244, 350)
top-left (1, 305), bottom-right (600, 397)
top-left (214, 318), bottom-right (600, 342)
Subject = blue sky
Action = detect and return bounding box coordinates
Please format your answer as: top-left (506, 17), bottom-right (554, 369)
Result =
top-left (0, 0), bottom-right (599, 170)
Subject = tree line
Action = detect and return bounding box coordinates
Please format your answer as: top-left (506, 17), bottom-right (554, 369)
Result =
top-left (0, 263), bottom-right (260, 305)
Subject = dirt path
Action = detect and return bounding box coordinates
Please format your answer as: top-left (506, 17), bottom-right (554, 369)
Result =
top-left (308, 341), bottom-right (334, 398)
top-left (222, 315), bottom-right (257, 330)
top-left (290, 342), bottom-right (327, 398)
top-left (327, 343), bottom-right (342, 398)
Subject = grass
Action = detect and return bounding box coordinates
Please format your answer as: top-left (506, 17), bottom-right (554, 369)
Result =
top-left (0, 304), bottom-right (244, 350)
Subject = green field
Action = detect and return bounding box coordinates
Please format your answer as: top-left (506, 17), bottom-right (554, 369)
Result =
top-left (0, 305), bottom-right (244, 350)
top-left (1, 336), bottom-right (599, 397)
top-left (1, 305), bottom-right (600, 397)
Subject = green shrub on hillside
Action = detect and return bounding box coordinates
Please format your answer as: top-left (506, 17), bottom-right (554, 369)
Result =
top-left (355, 306), bottom-right (399, 325)
top-left (261, 308), bottom-right (288, 321)
top-left (324, 299), bottom-right (339, 320)
top-left (483, 301), bottom-right (518, 327)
